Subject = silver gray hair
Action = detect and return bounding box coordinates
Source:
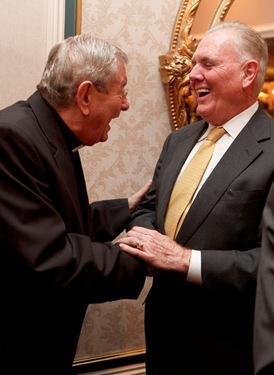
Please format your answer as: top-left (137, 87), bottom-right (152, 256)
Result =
top-left (37, 33), bottom-right (128, 107)
top-left (207, 21), bottom-right (268, 93)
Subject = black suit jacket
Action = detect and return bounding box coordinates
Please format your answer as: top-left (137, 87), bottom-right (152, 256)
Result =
top-left (254, 180), bottom-right (274, 375)
top-left (0, 91), bottom-right (146, 375)
top-left (129, 106), bottom-right (274, 375)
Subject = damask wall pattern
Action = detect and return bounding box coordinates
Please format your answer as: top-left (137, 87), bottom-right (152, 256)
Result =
top-left (75, 0), bottom-right (182, 363)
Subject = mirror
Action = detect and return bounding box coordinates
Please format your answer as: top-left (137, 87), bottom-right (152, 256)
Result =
top-left (159, 0), bottom-right (274, 130)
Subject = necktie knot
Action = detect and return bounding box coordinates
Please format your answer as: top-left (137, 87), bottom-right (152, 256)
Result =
top-left (206, 127), bottom-right (226, 143)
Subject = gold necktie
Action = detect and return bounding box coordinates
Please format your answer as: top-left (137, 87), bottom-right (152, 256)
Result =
top-left (165, 127), bottom-right (226, 239)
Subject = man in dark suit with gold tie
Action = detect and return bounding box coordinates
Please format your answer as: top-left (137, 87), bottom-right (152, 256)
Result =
top-left (119, 21), bottom-right (274, 375)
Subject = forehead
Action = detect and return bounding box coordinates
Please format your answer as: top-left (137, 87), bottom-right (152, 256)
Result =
top-left (193, 30), bottom-right (237, 61)
top-left (108, 60), bottom-right (127, 91)
top-left (114, 60), bottom-right (127, 83)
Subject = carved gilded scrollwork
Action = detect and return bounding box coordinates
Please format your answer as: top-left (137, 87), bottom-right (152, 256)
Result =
top-left (210, 0), bottom-right (235, 27)
top-left (159, 0), bottom-right (200, 131)
top-left (159, 0), bottom-right (235, 131)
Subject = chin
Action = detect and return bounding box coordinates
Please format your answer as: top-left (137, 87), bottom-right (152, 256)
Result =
top-left (100, 134), bottom-right (109, 143)
top-left (196, 107), bottom-right (212, 121)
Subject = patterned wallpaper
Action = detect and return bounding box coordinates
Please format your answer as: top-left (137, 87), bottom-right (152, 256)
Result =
top-left (75, 0), bottom-right (182, 364)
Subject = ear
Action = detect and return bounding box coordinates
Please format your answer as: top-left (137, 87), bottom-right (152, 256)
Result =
top-left (75, 81), bottom-right (93, 115)
top-left (241, 60), bottom-right (258, 89)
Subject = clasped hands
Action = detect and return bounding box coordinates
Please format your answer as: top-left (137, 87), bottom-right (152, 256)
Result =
top-left (118, 226), bottom-right (192, 275)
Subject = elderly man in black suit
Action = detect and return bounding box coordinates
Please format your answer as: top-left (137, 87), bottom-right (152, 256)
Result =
top-left (0, 34), bottom-right (151, 375)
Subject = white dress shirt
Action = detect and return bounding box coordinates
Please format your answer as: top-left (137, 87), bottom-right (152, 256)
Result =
top-left (185, 102), bottom-right (259, 284)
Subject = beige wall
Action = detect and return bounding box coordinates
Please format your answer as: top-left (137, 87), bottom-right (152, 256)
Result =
top-left (0, 0), bottom-right (65, 110)
top-left (0, 0), bottom-right (48, 109)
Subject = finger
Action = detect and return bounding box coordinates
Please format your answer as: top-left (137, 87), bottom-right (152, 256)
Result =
top-left (117, 236), bottom-right (138, 247)
top-left (119, 243), bottom-right (150, 261)
top-left (119, 243), bottom-right (141, 256)
top-left (140, 179), bottom-right (152, 194)
top-left (134, 179), bottom-right (152, 199)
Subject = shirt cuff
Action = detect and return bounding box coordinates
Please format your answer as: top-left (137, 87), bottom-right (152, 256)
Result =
top-left (186, 249), bottom-right (202, 285)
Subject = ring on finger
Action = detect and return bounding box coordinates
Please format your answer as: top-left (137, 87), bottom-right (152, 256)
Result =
top-left (136, 239), bottom-right (144, 250)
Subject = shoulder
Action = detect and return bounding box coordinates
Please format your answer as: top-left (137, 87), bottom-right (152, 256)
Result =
top-left (164, 120), bottom-right (207, 145)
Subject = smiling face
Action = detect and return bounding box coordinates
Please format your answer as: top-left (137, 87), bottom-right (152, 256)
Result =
top-left (189, 30), bottom-right (249, 126)
top-left (63, 59), bottom-right (130, 146)
top-left (82, 60), bottom-right (130, 145)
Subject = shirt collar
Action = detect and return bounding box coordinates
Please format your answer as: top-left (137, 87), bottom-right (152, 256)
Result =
top-left (201, 101), bottom-right (259, 141)
top-left (50, 107), bottom-right (83, 152)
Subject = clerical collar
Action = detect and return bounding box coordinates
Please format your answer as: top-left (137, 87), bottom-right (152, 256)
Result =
top-left (71, 144), bottom-right (84, 152)
top-left (58, 120), bottom-right (82, 152)
top-left (50, 107), bottom-right (83, 152)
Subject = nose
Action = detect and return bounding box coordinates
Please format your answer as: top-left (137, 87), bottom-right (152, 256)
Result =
top-left (121, 96), bottom-right (130, 111)
top-left (189, 66), bottom-right (196, 83)
top-left (189, 64), bottom-right (202, 84)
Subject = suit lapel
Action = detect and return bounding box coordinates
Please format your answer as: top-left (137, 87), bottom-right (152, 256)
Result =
top-left (175, 108), bottom-right (268, 244)
top-left (28, 91), bottom-right (85, 232)
top-left (157, 121), bottom-right (208, 231)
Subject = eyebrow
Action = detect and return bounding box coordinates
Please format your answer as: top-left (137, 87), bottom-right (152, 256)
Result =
top-left (192, 56), bottom-right (215, 65)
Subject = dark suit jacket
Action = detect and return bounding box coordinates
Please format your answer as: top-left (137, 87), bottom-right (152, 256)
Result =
top-left (254, 180), bottom-right (274, 375)
top-left (0, 91), bottom-right (146, 375)
top-left (129, 106), bottom-right (274, 375)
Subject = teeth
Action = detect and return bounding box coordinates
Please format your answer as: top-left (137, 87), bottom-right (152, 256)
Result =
top-left (196, 89), bottom-right (210, 93)
top-left (196, 88), bottom-right (211, 97)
